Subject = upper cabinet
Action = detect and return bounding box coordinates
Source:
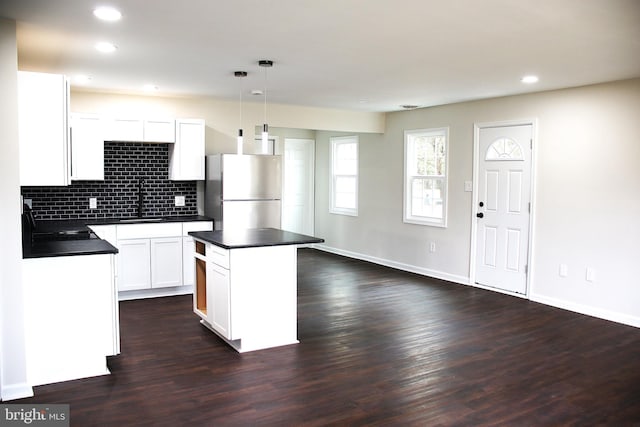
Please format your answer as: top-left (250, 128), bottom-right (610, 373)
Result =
top-left (106, 118), bottom-right (175, 142)
top-left (144, 119), bottom-right (175, 143)
top-left (18, 71), bottom-right (70, 186)
top-left (70, 113), bottom-right (105, 181)
top-left (169, 119), bottom-right (205, 180)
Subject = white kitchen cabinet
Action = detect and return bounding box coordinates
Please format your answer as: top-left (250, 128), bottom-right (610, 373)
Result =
top-left (182, 221), bottom-right (213, 288)
top-left (194, 242), bottom-right (237, 341)
top-left (107, 117), bottom-right (144, 141)
top-left (208, 261), bottom-right (233, 339)
top-left (18, 71), bottom-right (70, 186)
top-left (170, 118), bottom-right (205, 180)
top-left (70, 113), bottom-right (104, 180)
top-left (106, 117), bottom-right (175, 142)
top-left (150, 237), bottom-right (183, 288)
top-left (117, 239), bottom-right (151, 291)
top-left (144, 119), bottom-right (175, 142)
top-left (192, 239), bottom-right (301, 352)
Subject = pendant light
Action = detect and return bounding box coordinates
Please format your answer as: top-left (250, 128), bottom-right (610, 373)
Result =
top-left (259, 60), bottom-right (273, 154)
top-left (234, 71), bottom-right (247, 155)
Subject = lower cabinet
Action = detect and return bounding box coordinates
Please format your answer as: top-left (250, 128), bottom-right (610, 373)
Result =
top-left (150, 237), bottom-right (183, 288)
top-left (194, 243), bottom-right (236, 341)
top-left (115, 221), bottom-right (213, 294)
top-left (208, 261), bottom-right (233, 339)
top-left (117, 239), bottom-right (152, 291)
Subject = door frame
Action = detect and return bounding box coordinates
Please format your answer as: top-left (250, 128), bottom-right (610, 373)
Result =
top-left (469, 118), bottom-right (538, 298)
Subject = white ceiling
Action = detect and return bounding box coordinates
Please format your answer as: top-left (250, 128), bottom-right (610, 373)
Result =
top-left (1, 0), bottom-right (639, 112)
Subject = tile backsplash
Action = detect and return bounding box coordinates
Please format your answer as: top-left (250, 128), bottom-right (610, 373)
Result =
top-left (21, 142), bottom-right (198, 220)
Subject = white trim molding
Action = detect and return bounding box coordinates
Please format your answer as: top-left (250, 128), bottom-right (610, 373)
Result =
top-left (1, 382), bottom-right (33, 401)
top-left (314, 244), bottom-right (469, 286)
top-left (530, 293), bottom-right (640, 328)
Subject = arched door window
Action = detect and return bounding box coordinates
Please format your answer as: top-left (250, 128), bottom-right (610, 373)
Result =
top-left (485, 137), bottom-right (523, 161)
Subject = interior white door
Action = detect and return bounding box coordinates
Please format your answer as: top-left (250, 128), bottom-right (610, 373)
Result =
top-left (282, 138), bottom-right (315, 235)
top-left (475, 124), bottom-right (532, 294)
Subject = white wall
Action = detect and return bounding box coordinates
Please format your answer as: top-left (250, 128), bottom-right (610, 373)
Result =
top-left (0, 18), bottom-right (32, 401)
top-left (315, 79), bottom-right (640, 327)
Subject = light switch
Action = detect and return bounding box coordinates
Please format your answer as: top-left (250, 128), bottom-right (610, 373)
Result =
top-left (89, 197), bottom-right (97, 209)
top-left (464, 181), bottom-right (473, 192)
top-left (175, 196), bottom-right (185, 207)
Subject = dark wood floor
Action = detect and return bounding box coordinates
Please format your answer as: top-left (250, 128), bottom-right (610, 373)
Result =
top-left (17, 249), bottom-right (640, 426)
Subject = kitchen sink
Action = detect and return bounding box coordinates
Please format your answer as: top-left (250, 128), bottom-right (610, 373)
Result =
top-left (118, 217), bottom-right (166, 223)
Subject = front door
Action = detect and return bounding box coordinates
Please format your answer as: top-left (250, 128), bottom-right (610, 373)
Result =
top-left (474, 124), bottom-right (533, 294)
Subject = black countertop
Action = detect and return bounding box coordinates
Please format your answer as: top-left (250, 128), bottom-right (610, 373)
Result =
top-left (24, 238), bottom-right (119, 259)
top-left (24, 215), bottom-right (214, 259)
top-left (189, 228), bottom-right (324, 250)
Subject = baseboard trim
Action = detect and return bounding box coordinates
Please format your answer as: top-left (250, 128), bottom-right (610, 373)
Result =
top-left (530, 293), bottom-right (640, 328)
top-left (119, 285), bottom-right (193, 301)
top-left (1, 382), bottom-right (33, 401)
top-left (313, 244), bottom-right (469, 286)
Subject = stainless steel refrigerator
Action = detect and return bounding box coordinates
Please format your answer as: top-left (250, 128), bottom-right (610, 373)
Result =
top-left (204, 154), bottom-right (282, 230)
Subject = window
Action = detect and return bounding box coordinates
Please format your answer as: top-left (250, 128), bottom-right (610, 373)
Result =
top-left (404, 127), bottom-right (448, 227)
top-left (330, 136), bottom-right (358, 216)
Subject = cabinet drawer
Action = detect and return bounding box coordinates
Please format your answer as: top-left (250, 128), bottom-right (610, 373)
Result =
top-left (206, 243), bottom-right (229, 269)
top-left (117, 223), bottom-right (182, 239)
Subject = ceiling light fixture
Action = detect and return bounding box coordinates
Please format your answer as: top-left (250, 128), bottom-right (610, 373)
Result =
top-left (95, 41), bottom-right (117, 53)
top-left (234, 71), bottom-right (248, 155)
top-left (521, 75), bottom-right (539, 84)
top-left (258, 60), bottom-right (273, 154)
top-left (93, 6), bottom-right (122, 22)
top-left (401, 104), bottom-right (418, 110)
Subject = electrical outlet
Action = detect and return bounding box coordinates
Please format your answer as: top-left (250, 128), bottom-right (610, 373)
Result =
top-left (559, 264), bottom-right (568, 277)
top-left (429, 242), bottom-right (436, 252)
top-left (586, 268), bottom-right (597, 283)
top-left (89, 197), bottom-right (97, 209)
top-left (175, 196), bottom-right (185, 207)
top-left (464, 181), bottom-right (473, 192)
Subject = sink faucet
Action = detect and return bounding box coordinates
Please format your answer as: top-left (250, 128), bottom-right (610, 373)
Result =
top-left (137, 178), bottom-right (145, 217)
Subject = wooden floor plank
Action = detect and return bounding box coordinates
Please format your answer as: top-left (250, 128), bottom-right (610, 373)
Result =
top-left (15, 249), bottom-right (640, 426)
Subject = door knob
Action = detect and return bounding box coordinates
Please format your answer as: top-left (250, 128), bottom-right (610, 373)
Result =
top-left (476, 212), bottom-right (484, 218)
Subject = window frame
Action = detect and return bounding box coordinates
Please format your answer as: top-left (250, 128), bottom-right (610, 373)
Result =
top-left (330, 135), bottom-right (359, 216)
top-left (403, 127), bottom-right (449, 227)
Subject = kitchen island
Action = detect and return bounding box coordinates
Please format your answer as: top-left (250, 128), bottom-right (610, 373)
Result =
top-left (189, 228), bottom-right (323, 353)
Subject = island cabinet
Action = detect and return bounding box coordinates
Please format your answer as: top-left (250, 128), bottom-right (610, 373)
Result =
top-left (190, 228), bottom-right (323, 353)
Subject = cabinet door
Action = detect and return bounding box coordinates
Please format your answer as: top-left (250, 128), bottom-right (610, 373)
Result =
top-left (183, 237), bottom-right (196, 288)
top-left (117, 239), bottom-right (151, 291)
top-left (70, 113), bottom-right (104, 181)
top-left (18, 71), bottom-right (70, 186)
top-left (207, 262), bottom-right (233, 339)
top-left (170, 119), bottom-right (205, 180)
top-left (144, 119), bottom-right (175, 142)
top-left (150, 237), bottom-right (183, 288)
top-left (107, 118), bottom-right (144, 141)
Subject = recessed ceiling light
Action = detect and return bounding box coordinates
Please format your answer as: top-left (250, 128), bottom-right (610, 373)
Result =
top-left (93, 6), bottom-right (122, 22)
top-left (75, 75), bottom-right (92, 84)
top-left (521, 75), bottom-right (539, 84)
top-left (143, 84), bottom-right (158, 92)
top-left (95, 42), bottom-right (117, 53)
